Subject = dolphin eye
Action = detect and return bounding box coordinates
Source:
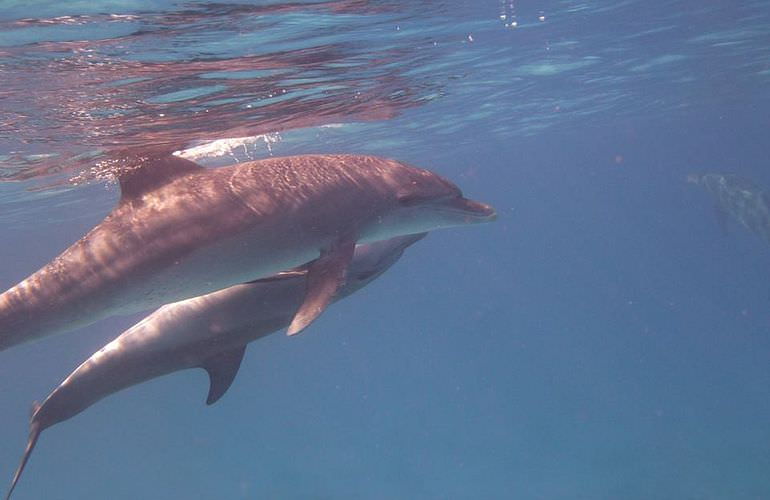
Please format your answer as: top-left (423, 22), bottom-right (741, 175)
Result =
top-left (397, 193), bottom-right (421, 206)
top-left (397, 191), bottom-right (432, 207)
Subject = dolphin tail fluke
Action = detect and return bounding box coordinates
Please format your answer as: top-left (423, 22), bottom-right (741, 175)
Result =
top-left (287, 239), bottom-right (356, 336)
top-left (5, 403), bottom-right (43, 500)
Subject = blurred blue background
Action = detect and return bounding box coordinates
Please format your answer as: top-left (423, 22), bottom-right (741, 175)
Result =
top-left (1, 1), bottom-right (769, 498)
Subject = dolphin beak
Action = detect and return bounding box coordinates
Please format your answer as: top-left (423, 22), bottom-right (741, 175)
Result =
top-left (449, 197), bottom-right (497, 222)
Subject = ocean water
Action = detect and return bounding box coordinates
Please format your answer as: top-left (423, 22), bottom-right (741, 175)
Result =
top-left (1, 1), bottom-right (769, 498)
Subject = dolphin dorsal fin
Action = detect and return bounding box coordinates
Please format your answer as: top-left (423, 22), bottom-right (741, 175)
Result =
top-left (201, 346), bottom-right (247, 405)
top-left (118, 155), bottom-right (204, 202)
top-left (286, 238), bottom-right (356, 336)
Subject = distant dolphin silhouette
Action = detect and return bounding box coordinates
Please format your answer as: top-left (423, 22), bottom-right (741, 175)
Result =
top-left (688, 172), bottom-right (770, 242)
top-left (4, 234), bottom-right (425, 500)
top-left (0, 154), bottom-right (495, 350)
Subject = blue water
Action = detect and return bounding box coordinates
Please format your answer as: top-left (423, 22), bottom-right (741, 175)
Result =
top-left (1, 1), bottom-right (770, 498)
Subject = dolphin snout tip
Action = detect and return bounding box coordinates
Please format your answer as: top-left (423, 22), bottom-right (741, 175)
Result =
top-left (458, 198), bottom-right (497, 222)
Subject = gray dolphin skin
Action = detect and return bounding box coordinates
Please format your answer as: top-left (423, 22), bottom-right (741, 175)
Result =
top-left (688, 172), bottom-right (770, 243)
top-left (4, 233), bottom-right (426, 500)
top-left (0, 153), bottom-right (495, 350)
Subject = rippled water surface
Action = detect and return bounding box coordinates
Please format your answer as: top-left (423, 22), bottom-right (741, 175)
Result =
top-left (1, 1), bottom-right (769, 498)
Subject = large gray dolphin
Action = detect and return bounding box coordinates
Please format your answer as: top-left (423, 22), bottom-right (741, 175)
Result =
top-left (0, 153), bottom-right (495, 350)
top-left (5, 233), bottom-right (426, 500)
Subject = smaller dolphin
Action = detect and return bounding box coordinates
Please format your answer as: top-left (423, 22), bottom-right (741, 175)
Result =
top-left (688, 172), bottom-right (770, 244)
top-left (4, 234), bottom-right (425, 500)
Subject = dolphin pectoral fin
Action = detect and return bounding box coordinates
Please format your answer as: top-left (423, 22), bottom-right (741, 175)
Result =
top-left (6, 403), bottom-right (43, 500)
top-left (201, 346), bottom-right (247, 405)
top-left (286, 239), bottom-right (356, 336)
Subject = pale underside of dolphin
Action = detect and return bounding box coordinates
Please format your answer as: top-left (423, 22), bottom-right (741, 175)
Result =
top-left (4, 234), bottom-right (425, 500)
top-left (0, 153), bottom-right (495, 351)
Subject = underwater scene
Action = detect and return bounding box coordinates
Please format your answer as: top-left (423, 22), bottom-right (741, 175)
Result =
top-left (0, 0), bottom-right (769, 498)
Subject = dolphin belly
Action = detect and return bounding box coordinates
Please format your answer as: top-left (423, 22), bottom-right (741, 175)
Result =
top-left (107, 225), bottom-right (324, 314)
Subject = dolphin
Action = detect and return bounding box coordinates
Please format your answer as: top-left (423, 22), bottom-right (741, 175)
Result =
top-left (0, 153), bottom-right (495, 351)
top-left (4, 233), bottom-right (426, 500)
top-left (688, 172), bottom-right (770, 243)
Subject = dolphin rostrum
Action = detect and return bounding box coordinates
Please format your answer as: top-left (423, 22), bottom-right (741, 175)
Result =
top-left (5, 234), bottom-right (426, 500)
top-left (0, 154), bottom-right (495, 350)
top-left (688, 172), bottom-right (770, 243)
